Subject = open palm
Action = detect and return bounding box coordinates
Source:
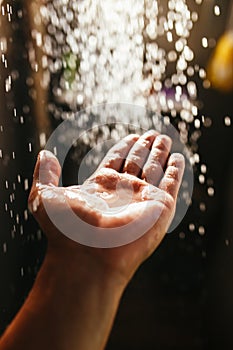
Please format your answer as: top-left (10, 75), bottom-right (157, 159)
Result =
top-left (29, 130), bottom-right (184, 282)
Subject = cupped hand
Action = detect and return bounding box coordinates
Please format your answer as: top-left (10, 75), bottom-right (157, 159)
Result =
top-left (28, 130), bottom-right (185, 284)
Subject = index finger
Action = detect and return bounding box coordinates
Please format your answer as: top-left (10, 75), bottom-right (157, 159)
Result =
top-left (97, 134), bottom-right (140, 171)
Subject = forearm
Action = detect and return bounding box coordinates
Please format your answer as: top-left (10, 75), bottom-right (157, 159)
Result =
top-left (0, 246), bottom-right (126, 350)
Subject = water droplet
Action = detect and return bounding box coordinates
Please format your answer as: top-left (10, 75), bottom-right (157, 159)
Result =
top-left (198, 226), bottom-right (205, 235)
top-left (207, 187), bottom-right (215, 197)
top-left (214, 5), bottom-right (221, 16)
top-left (201, 37), bottom-right (208, 48)
top-left (189, 223), bottom-right (195, 232)
top-left (224, 116), bottom-right (231, 126)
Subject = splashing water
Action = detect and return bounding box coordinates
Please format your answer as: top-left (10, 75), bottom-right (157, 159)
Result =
top-left (41, 0), bottom-right (199, 117)
top-left (0, 0), bottom-right (232, 284)
top-left (1, 0), bottom-right (227, 247)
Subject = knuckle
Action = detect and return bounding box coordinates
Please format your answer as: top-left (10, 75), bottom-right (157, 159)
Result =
top-left (149, 157), bottom-right (163, 168)
top-left (154, 135), bottom-right (171, 152)
top-left (133, 147), bottom-right (150, 161)
top-left (138, 138), bottom-right (151, 147)
top-left (154, 140), bottom-right (170, 153)
top-left (103, 157), bottom-right (117, 169)
top-left (163, 193), bottom-right (175, 211)
top-left (143, 162), bottom-right (160, 176)
top-left (167, 166), bottom-right (179, 182)
top-left (28, 187), bottom-right (38, 205)
top-left (124, 161), bottom-right (140, 174)
top-left (28, 188), bottom-right (42, 214)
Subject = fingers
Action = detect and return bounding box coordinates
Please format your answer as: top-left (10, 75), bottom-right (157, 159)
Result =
top-left (32, 150), bottom-right (61, 188)
top-left (122, 130), bottom-right (159, 176)
top-left (159, 153), bottom-right (185, 200)
top-left (141, 135), bottom-right (172, 185)
top-left (98, 134), bottom-right (140, 171)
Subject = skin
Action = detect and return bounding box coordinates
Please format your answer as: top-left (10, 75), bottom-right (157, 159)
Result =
top-left (0, 130), bottom-right (185, 350)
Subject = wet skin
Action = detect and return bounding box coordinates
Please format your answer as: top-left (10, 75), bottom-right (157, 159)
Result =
top-left (28, 130), bottom-right (185, 282)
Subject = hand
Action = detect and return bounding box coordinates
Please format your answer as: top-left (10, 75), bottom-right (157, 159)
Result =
top-left (28, 130), bottom-right (185, 285)
top-left (0, 131), bottom-right (185, 350)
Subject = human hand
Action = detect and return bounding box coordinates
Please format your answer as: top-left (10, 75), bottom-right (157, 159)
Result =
top-left (28, 130), bottom-right (185, 285)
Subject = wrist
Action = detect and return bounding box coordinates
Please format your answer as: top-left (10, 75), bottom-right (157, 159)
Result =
top-left (37, 245), bottom-right (126, 350)
top-left (45, 241), bottom-right (127, 295)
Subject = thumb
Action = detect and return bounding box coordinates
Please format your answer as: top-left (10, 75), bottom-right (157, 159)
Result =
top-left (28, 150), bottom-right (61, 214)
top-left (32, 150), bottom-right (61, 187)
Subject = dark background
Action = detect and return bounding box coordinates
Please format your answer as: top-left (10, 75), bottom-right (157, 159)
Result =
top-left (0, 1), bottom-right (233, 349)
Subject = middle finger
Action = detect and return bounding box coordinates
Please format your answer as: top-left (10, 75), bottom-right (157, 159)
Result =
top-left (122, 130), bottom-right (159, 176)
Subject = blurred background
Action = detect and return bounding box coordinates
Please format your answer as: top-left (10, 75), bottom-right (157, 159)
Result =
top-left (0, 0), bottom-right (233, 349)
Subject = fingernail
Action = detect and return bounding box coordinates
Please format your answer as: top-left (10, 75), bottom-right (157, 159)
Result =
top-left (39, 150), bottom-right (56, 161)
